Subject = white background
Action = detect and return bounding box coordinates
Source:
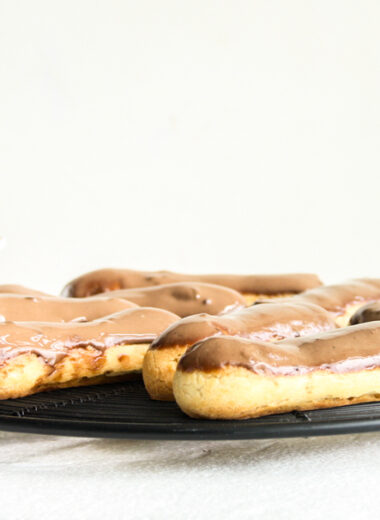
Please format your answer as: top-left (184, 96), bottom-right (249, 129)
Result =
top-left (1, 0), bottom-right (380, 293)
top-left (1, 3), bottom-right (380, 520)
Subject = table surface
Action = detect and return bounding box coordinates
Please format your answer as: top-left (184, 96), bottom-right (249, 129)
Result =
top-left (1, 429), bottom-right (379, 520)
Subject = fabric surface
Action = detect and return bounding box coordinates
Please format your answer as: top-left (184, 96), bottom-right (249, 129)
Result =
top-left (1, 430), bottom-right (379, 519)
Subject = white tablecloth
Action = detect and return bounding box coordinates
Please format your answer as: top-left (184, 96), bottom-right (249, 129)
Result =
top-left (1, 430), bottom-right (379, 519)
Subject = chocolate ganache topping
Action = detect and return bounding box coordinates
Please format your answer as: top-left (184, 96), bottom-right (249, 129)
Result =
top-left (0, 294), bottom-right (137, 323)
top-left (150, 302), bottom-right (336, 350)
top-left (96, 282), bottom-right (246, 317)
top-left (178, 321), bottom-right (380, 375)
top-left (61, 269), bottom-right (322, 297)
top-left (291, 279), bottom-right (380, 315)
top-left (0, 307), bottom-right (179, 367)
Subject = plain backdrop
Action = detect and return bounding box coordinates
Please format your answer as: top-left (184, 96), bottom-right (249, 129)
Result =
top-left (1, 0), bottom-right (380, 294)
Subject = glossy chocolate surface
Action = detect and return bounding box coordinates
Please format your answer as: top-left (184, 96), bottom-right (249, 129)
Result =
top-left (0, 307), bottom-right (179, 367)
top-left (97, 282), bottom-right (246, 317)
top-left (178, 322), bottom-right (380, 375)
top-left (151, 302), bottom-right (336, 350)
top-left (292, 279), bottom-right (380, 315)
top-left (0, 294), bottom-right (137, 322)
top-left (62, 269), bottom-right (322, 297)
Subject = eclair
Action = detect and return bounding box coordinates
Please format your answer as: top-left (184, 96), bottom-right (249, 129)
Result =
top-left (289, 279), bottom-right (380, 327)
top-left (61, 268), bottom-right (322, 304)
top-left (96, 282), bottom-right (246, 318)
top-left (142, 302), bottom-right (336, 401)
top-left (173, 322), bottom-right (380, 419)
top-left (0, 294), bottom-right (137, 322)
top-left (0, 307), bottom-right (179, 399)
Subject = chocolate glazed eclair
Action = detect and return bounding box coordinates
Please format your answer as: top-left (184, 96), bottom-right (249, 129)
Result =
top-left (173, 322), bottom-right (380, 420)
top-left (143, 279), bottom-right (380, 401)
top-left (61, 268), bottom-right (322, 305)
top-left (143, 302), bottom-right (336, 401)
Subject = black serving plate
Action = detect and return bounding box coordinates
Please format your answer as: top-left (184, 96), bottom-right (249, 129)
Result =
top-left (1, 380), bottom-right (380, 440)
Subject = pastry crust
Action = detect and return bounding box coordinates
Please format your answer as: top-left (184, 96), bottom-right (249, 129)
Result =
top-left (242, 292), bottom-right (294, 305)
top-left (173, 366), bottom-right (380, 419)
top-left (0, 343), bottom-right (148, 399)
top-left (143, 345), bottom-right (188, 401)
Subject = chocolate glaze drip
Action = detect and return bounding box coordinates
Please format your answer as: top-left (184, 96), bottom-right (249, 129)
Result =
top-left (178, 322), bottom-right (380, 375)
top-left (96, 282), bottom-right (246, 318)
top-left (150, 302), bottom-right (336, 350)
top-left (349, 302), bottom-right (380, 325)
top-left (0, 307), bottom-right (179, 367)
top-left (61, 269), bottom-right (322, 297)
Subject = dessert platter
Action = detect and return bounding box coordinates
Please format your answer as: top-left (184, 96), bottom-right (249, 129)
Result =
top-left (1, 269), bottom-right (380, 439)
